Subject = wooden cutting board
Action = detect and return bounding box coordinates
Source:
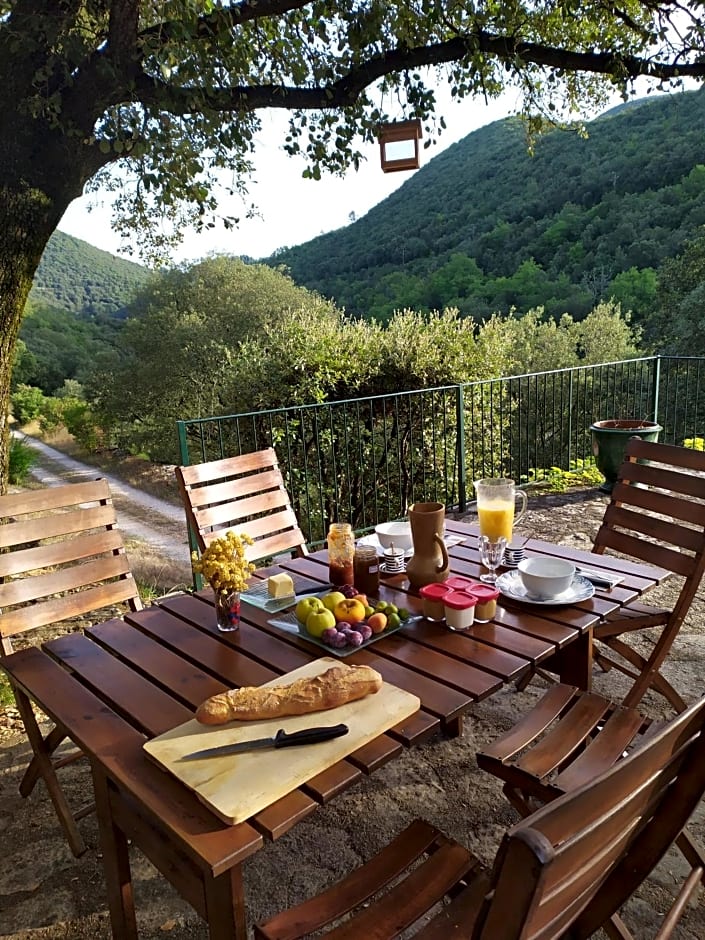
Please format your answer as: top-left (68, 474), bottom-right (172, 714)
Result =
top-left (144, 658), bottom-right (420, 825)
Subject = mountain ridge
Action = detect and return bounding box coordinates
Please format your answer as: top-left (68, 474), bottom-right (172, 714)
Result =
top-left (30, 230), bottom-right (150, 320)
top-left (268, 88), bottom-right (705, 322)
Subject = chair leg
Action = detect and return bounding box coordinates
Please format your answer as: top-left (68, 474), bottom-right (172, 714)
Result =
top-left (12, 686), bottom-right (87, 856)
top-left (596, 639), bottom-right (688, 713)
top-left (19, 724), bottom-right (70, 796)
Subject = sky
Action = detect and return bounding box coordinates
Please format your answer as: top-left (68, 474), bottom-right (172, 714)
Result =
top-left (57, 86), bottom-right (523, 265)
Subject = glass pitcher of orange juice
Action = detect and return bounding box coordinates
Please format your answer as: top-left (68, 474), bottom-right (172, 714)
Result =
top-left (473, 479), bottom-right (527, 542)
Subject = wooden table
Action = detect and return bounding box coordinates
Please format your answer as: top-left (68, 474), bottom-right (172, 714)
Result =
top-left (1, 520), bottom-right (669, 939)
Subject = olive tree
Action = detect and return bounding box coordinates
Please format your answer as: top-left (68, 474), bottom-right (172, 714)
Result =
top-left (2, 0), bottom-right (705, 488)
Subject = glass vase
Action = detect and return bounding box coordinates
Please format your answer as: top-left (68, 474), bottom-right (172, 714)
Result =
top-left (214, 589), bottom-right (241, 632)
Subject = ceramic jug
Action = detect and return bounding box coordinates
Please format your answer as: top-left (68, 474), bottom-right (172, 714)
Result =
top-left (406, 502), bottom-right (450, 590)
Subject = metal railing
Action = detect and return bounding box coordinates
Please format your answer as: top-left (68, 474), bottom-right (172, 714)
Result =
top-left (176, 356), bottom-right (705, 548)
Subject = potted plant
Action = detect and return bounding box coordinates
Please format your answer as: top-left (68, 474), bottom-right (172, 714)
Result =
top-left (589, 418), bottom-right (662, 492)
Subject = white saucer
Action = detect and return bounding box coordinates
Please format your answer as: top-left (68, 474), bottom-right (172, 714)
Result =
top-left (496, 570), bottom-right (595, 606)
top-left (357, 533), bottom-right (413, 558)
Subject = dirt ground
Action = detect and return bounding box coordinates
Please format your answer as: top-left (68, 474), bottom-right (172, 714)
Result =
top-left (1, 482), bottom-right (705, 938)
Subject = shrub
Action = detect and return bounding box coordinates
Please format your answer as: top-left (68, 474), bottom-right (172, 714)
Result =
top-left (11, 384), bottom-right (45, 423)
top-left (9, 437), bottom-right (37, 484)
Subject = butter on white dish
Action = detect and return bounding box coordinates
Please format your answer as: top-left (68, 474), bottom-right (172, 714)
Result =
top-left (268, 573), bottom-right (295, 598)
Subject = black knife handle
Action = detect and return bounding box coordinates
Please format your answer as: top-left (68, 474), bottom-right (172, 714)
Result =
top-left (273, 724), bottom-right (349, 747)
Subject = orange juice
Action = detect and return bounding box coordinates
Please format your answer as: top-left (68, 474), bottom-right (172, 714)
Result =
top-left (478, 499), bottom-right (514, 541)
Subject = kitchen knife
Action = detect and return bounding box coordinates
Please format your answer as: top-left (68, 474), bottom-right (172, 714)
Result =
top-left (180, 723), bottom-right (349, 760)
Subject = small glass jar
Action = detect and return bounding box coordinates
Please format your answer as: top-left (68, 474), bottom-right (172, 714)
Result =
top-left (354, 545), bottom-right (379, 597)
top-left (419, 582), bottom-right (451, 621)
top-left (328, 522), bottom-right (354, 586)
top-left (464, 583), bottom-right (499, 622)
top-left (443, 590), bottom-right (478, 632)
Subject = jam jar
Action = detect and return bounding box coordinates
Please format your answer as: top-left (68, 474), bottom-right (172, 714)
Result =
top-left (353, 545), bottom-right (379, 596)
top-left (327, 523), bottom-right (354, 586)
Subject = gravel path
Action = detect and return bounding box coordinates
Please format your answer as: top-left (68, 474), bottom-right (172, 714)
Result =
top-left (15, 433), bottom-right (192, 571)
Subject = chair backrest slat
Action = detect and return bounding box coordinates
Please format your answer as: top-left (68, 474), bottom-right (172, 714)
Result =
top-left (176, 448), bottom-right (308, 563)
top-left (197, 488), bottom-right (292, 532)
top-left (625, 437), bottom-right (705, 473)
top-left (0, 502), bottom-right (117, 548)
top-left (0, 479), bottom-right (142, 651)
top-left (476, 695), bottom-right (705, 939)
top-left (0, 479), bottom-right (112, 516)
top-left (187, 468), bottom-right (285, 510)
top-left (592, 438), bottom-right (705, 616)
top-left (2, 553), bottom-right (133, 608)
top-left (600, 526), bottom-right (697, 578)
top-left (0, 529), bottom-right (126, 579)
top-left (611, 478), bottom-right (705, 527)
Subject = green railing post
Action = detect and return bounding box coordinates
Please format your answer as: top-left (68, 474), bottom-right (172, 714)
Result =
top-left (567, 371), bottom-right (574, 469)
top-left (175, 419), bottom-right (203, 590)
top-left (456, 384), bottom-right (467, 513)
top-left (176, 419), bottom-right (190, 466)
top-left (651, 356), bottom-right (661, 424)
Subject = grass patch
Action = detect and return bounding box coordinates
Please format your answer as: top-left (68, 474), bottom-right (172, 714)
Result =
top-left (0, 674), bottom-right (15, 709)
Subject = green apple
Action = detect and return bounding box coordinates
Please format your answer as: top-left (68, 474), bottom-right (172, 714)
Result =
top-left (295, 595), bottom-right (325, 624)
top-left (305, 607), bottom-right (336, 637)
top-left (321, 591), bottom-right (346, 612)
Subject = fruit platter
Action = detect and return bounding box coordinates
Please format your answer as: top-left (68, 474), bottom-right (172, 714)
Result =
top-left (268, 583), bottom-right (418, 657)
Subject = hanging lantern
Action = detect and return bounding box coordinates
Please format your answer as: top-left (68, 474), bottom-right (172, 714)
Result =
top-left (378, 119), bottom-right (423, 173)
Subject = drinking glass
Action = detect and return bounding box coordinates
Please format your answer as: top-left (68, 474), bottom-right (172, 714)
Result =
top-left (473, 479), bottom-right (528, 543)
top-left (479, 535), bottom-right (507, 584)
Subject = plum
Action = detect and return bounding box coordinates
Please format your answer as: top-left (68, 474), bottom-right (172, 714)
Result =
top-left (321, 627), bottom-right (339, 645)
top-left (358, 624), bottom-right (373, 641)
top-left (346, 630), bottom-right (364, 647)
top-left (339, 584), bottom-right (358, 598)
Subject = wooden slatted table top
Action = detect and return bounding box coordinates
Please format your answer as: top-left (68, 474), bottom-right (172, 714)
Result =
top-left (0, 519), bottom-right (668, 889)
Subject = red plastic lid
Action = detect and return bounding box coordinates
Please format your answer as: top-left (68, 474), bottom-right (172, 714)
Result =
top-left (445, 575), bottom-right (476, 590)
top-left (419, 582), bottom-right (451, 600)
top-left (443, 590), bottom-right (478, 610)
top-left (460, 582), bottom-right (499, 602)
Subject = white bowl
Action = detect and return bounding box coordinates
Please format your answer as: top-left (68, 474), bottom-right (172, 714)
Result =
top-left (517, 557), bottom-right (576, 599)
top-left (375, 521), bottom-right (413, 552)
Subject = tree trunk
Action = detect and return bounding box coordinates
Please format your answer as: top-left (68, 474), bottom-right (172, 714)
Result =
top-left (0, 182), bottom-right (76, 491)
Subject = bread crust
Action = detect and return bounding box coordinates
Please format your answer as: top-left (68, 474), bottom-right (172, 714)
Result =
top-left (196, 664), bottom-right (383, 725)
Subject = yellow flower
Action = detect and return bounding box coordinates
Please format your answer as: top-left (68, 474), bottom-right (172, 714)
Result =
top-left (192, 531), bottom-right (256, 594)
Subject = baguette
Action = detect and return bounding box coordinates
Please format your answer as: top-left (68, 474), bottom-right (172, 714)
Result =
top-left (196, 664), bottom-right (383, 725)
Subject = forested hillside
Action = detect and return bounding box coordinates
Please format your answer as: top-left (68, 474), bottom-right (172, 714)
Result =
top-left (30, 231), bottom-right (151, 320)
top-left (269, 88), bottom-right (705, 323)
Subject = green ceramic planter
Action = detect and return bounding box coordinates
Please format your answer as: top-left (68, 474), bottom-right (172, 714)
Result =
top-left (590, 419), bottom-right (662, 492)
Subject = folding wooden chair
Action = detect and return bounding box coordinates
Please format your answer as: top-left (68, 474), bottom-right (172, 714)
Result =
top-left (518, 438), bottom-right (705, 711)
top-left (591, 437), bottom-right (705, 712)
top-left (256, 694), bottom-right (705, 940)
top-left (477, 683), bottom-right (705, 939)
top-left (175, 448), bottom-right (309, 564)
top-left (0, 479), bottom-right (142, 855)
